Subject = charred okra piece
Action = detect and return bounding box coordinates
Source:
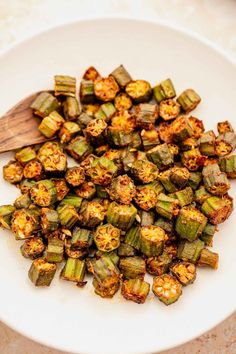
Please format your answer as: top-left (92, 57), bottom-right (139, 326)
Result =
top-left (0, 205), bottom-right (15, 229)
top-left (94, 76), bottom-right (119, 102)
top-left (3, 160), bottom-right (23, 184)
top-left (198, 248), bottom-right (219, 269)
top-left (129, 131), bottom-right (142, 150)
top-left (119, 256), bottom-right (146, 279)
top-left (78, 200), bottom-right (106, 228)
top-left (28, 259), bottom-right (57, 286)
top-left (159, 99), bottom-right (180, 121)
top-left (130, 159), bottom-right (159, 184)
top-left (80, 154), bottom-right (97, 175)
top-left (111, 110), bottom-right (136, 132)
top-left (59, 121), bottom-right (80, 144)
top-left (41, 208), bottom-right (59, 234)
top-left (83, 66), bottom-right (100, 81)
top-left (215, 132), bottom-right (236, 156)
top-left (146, 251), bottom-right (172, 276)
top-left (65, 166), bottom-right (85, 187)
top-left (37, 142), bottom-right (67, 175)
top-left (181, 137), bottom-right (198, 151)
top-left (89, 157), bottom-right (118, 186)
top-left (156, 193), bottom-right (179, 220)
top-left (61, 258), bottom-right (86, 284)
top-left (202, 164), bottom-right (229, 196)
top-left (140, 225), bottom-right (166, 257)
top-left (177, 239), bottom-right (204, 263)
top-left (75, 181), bottom-right (96, 200)
top-left (107, 127), bottom-right (133, 147)
top-left (107, 202), bottom-right (137, 231)
top-left (59, 194), bottom-right (83, 210)
top-left (125, 226), bottom-right (141, 250)
top-left (195, 186), bottom-right (211, 204)
top-left (199, 130), bottom-right (216, 156)
top-left (126, 80), bottom-right (152, 103)
top-left (135, 103), bottom-right (158, 130)
top-left (139, 210), bottom-right (155, 226)
top-left (187, 171), bottom-right (202, 190)
top-left (118, 243), bottom-right (136, 257)
top-left (11, 209), bottom-right (40, 240)
top-left (39, 111), bottom-right (65, 138)
top-left (170, 261), bottom-right (196, 285)
top-left (153, 78), bottom-right (176, 103)
top-left (141, 129), bottom-right (160, 151)
top-left (171, 186), bottom-right (194, 207)
top-left (66, 136), bottom-right (93, 162)
top-left (152, 274), bottom-right (182, 305)
top-left (219, 155), bottom-right (236, 178)
top-left (189, 116), bottom-right (204, 139)
top-left (177, 89), bottom-right (201, 112)
top-left (52, 178), bottom-right (69, 201)
top-left (71, 227), bottom-right (93, 249)
top-left (63, 96), bottom-right (80, 121)
top-left (170, 167), bottom-right (190, 188)
top-left (201, 195), bottom-right (233, 225)
top-left (85, 118), bottom-right (107, 145)
top-left (159, 169), bottom-right (178, 193)
top-left (147, 143), bottom-right (174, 170)
top-left (110, 65), bottom-right (132, 88)
top-left (57, 204), bottom-right (79, 229)
top-left (94, 223), bottom-right (121, 252)
top-left (20, 236), bottom-right (45, 259)
top-left (31, 92), bottom-right (59, 118)
top-left (64, 239), bottom-right (88, 259)
top-left (175, 207), bottom-right (207, 241)
top-left (95, 102), bottom-right (116, 122)
top-left (82, 103), bottom-right (100, 117)
top-left (217, 121), bottom-right (234, 134)
top-left (168, 143), bottom-right (179, 156)
top-left (15, 147), bottom-right (36, 165)
top-left (172, 115), bottom-right (193, 142)
top-left (181, 148), bottom-right (205, 171)
top-left (30, 179), bottom-right (57, 207)
top-left (46, 237), bottom-right (64, 263)
top-left (121, 279), bottom-right (150, 304)
top-left (77, 112), bottom-right (93, 128)
top-left (23, 160), bottom-right (43, 180)
top-left (96, 185), bottom-right (109, 199)
top-left (54, 75), bottom-right (76, 97)
top-left (158, 122), bottom-right (173, 144)
top-left (19, 179), bottom-right (36, 194)
top-left (134, 181), bottom-right (164, 211)
top-left (96, 249), bottom-right (119, 266)
top-left (108, 174), bottom-right (136, 205)
top-left (114, 92), bottom-right (132, 111)
top-left (200, 223), bottom-right (217, 247)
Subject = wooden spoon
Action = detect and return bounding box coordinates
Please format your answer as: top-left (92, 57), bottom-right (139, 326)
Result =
top-left (0, 92), bottom-right (50, 154)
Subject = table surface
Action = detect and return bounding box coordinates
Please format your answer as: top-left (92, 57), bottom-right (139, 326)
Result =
top-left (0, 0), bottom-right (235, 353)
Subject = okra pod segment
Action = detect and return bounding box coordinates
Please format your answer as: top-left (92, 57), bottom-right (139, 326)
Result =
top-left (154, 217), bottom-right (174, 235)
top-left (158, 122), bottom-right (173, 144)
top-left (175, 207), bottom-right (207, 241)
top-left (153, 78), bottom-right (176, 103)
top-left (118, 243), bottom-right (137, 257)
top-left (20, 236), bottom-right (45, 260)
top-left (119, 256), bottom-right (146, 279)
top-left (52, 178), bottom-right (69, 201)
top-left (147, 143), bottom-right (174, 170)
top-left (177, 239), bottom-right (205, 263)
top-left (134, 181), bottom-right (164, 211)
top-left (199, 130), bottom-right (216, 156)
top-left (107, 127), bottom-right (133, 147)
top-left (201, 195), bottom-right (233, 225)
top-left (54, 75), bottom-right (76, 97)
top-left (61, 258), bottom-right (86, 283)
top-left (30, 92), bottom-right (59, 118)
top-left (37, 142), bottom-right (67, 175)
top-left (114, 93), bottom-right (132, 111)
top-left (0, 205), bottom-right (15, 229)
top-left (19, 179), bottom-right (36, 194)
top-left (130, 159), bottom-right (159, 184)
top-left (202, 163), bottom-right (229, 196)
top-left (78, 200), bottom-right (106, 228)
top-left (135, 103), bottom-right (158, 130)
top-left (96, 185), bottom-right (109, 199)
top-left (30, 179), bottom-right (57, 207)
top-left (57, 204), bottom-right (79, 229)
top-left (170, 261), bottom-right (196, 285)
top-left (85, 118), bottom-right (107, 145)
top-left (107, 202), bottom-right (137, 231)
top-left (75, 181), bottom-right (96, 200)
top-left (59, 121), bottom-right (80, 144)
top-left (3, 160), bottom-right (23, 184)
top-left (125, 225), bottom-right (141, 250)
top-left (156, 193), bottom-right (179, 220)
top-left (200, 223), bottom-right (217, 247)
top-left (64, 239), bottom-right (88, 259)
top-left (158, 169), bottom-right (178, 193)
top-left (94, 76), bottom-right (119, 102)
top-left (181, 137), bottom-right (199, 151)
top-left (28, 258), bottom-right (57, 286)
top-left (139, 210), bottom-right (155, 226)
top-left (108, 174), bottom-right (136, 205)
top-left (96, 250), bottom-right (119, 266)
top-left (94, 102), bottom-right (116, 122)
top-left (152, 274), bottom-right (182, 305)
top-left (94, 223), bottom-right (121, 252)
top-left (146, 251), bottom-right (172, 276)
top-left (23, 160), bottom-right (43, 180)
top-left (187, 171), bottom-right (202, 190)
top-left (141, 129), bottom-right (160, 151)
top-left (89, 156), bottom-right (118, 186)
top-left (39, 111), bottom-right (65, 138)
top-left (217, 121), bottom-right (234, 134)
top-left (177, 88), bottom-right (201, 112)
top-left (66, 136), bottom-right (93, 162)
top-left (172, 115), bottom-right (193, 142)
top-left (171, 186), bottom-right (194, 207)
top-left (65, 166), bottom-right (85, 187)
top-left (189, 116), bottom-right (205, 139)
top-left (181, 148), bottom-right (206, 171)
top-left (41, 208), bottom-right (59, 234)
top-left (83, 66), bottom-right (100, 81)
top-left (219, 155), bottom-right (236, 178)
top-left (110, 65), bottom-right (132, 88)
top-left (159, 99), bottom-right (180, 121)
top-left (170, 167), bottom-right (190, 188)
top-left (198, 248), bottom-right (219, 269)
top-left (15, 147), bottom-right (37, 165)
top-left (215, 132), bottom-right (236, 156)
top-left (11, 208), bottom-right (40, 240)
top-left (63, 96), bottom-right (80, 121)
top-left (121, 279), bottom-right (150, 304)
top-left (195, 186), bottom-right (211, 204)
top-left (140, 225), bottom-right (166, 257)
top-left (77, 112), bottom-right (93, 128)
top-left (126, 80), bottom-right (152, 104)
top-left (59, 194), bottom-right (83, 210)
top-left (46, 237), bottom-right (64, 263)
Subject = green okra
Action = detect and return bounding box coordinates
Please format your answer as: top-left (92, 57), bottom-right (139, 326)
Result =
top-left (85, 118), bottom-right (107, 145)
top-left (0, 205), bottom-right (15, 229)
top-left (20, 236), bottom-right (45, 260)
top-left (37, 142), bottom-right (67, 174)
top-left (64, 239), bottom-right (88, 259)
top-left (77, 112), bottom-right (93, 128)
top-left (202, 163), bottom-right (229, 196)
top-left (159, 99), bottom-right (181, 121)
top-left (95, 102), bottom-right (116, 122)
top-left (65, 166), bottom-right (85, 187)
top-left (46, 237), bottom-right (64, 263)
top-left (63, 96), bottom-right (80, 121)
top-left (201, 195), bottom-right (233, 225)
top-left (199, 130), bottom-right (216, 156)
top-left (118, 243), bottom-right (136, 257)
top-left (59, 121), bottom-right (80, 144)
top-left (78, 200), bottom-right (106, 228)
top-left (139, 210), bottom-right (155, 226)
top-left (177, 89), bottom-right (201, 112)
top-left (94, 223), bottom-right (121, 252)
top-left (141, 129), bottom-right (160, 151)
top-left (31, 91), bottom-right (59, 118)
top-left (39, 111), bottom-right (65, 138)
top-left (152, 274), bottom-right (182, 305)
top-left (96, 250), bottom-right (119, 266)
top-left (54, 75), bottom-right (76, 97)
top-left (156, 193), bottom-right (179, 220)
top-left (88, 156), bottom-right (118, 186)
top-left (107, 127), bottom-right (133, 147)
top-left (106, 202), bottom-right (137, 231)
top-left (219, 155), bottom-right (236, 178)
top-left (217, 121), bottom-right (234, 134)
top-left (177, 239), bottom-right (204, 263)
top-left (15, 147), bottom-right (37, 165)
top-left (135, 103), bottom-right (158, 130)
top-left (121, 279), bottom-right (150, 304)
top-left (134, 181), bottom-right (164, 211)
top-left (198, 248), bottom-right (219, 269)
top-left (61, 258), bottom-right (86, 283)
top-left (125, 80), bottom-right (152, 103)
top-left (147, 143), bottom-right (174, 170)
top-left (19, 179), bottom-right (36, 194)
top-left (66, 136), bottom-right (93, 162)
top-left (175, 207), bottom-right (207, 241)
top-left (11, 208), bottom-right (40, 240)
top-left (119, 256), bottom-right (146, 279)
top-left (96, 185), bottom-right (109, 199)
top-left (75, 181), bottom-right (96, 200)
top-left (153, 78), bottom-right (176, 103)
top-left (30, 179), bottom-right (57, 207)
top-left (83, 66), bottom-right (100, 81)
top-left (172, 115), bottom-right (193, 142)
top-left (3, 160), bottom-right (23, 184)
top-left (189, 116), bottom-right (205, 139)
top-left (114, 92), bottom-right (132, 111)
top-left (28, 258), bottom-right (57, 286)
top-left (41, 208), bottom-right (59, 234)
top-left (128, 131), bottom-right (142, 150)
top-left (57, 204), bottom-right (79, 229)
top-left (170, 261), bottom-right (196, 285)
top-left (14, 194), bottom-right (31, 210)
top-left (171, 186), bottom-right (194, 207)
top-left (159, 169), bottom-right (178, 193)
top-left (108, 174), bottom-right (136, 205)
top-left (130, 159), bottom-right (159, 184)
top-left (181, 148), bottom-right (205, 171)
top-left (125, 225), bottom-right (141, 250)
top-left (110, 65), bottom-right (132, 88)
top-left (94, 76), bottom-right (119, 102)
top-left (154, 217), bottom-right (174, 235)
top-left (146, 251), bottom-right (172, 276)
top-left (52, 178), bottom-right (69, 201)
top-left (140, 225), bottom-right (166, 257)
top-left (215, 132), bottom-right (236, 157)
top-left (23, 160), bottom-right (43, 180)
top-left (200, 223), bottom-right (217, 247)
top-left (170, 167), bottom-right (190, 188)
top-left (187, 171), bottom-right (202, 190)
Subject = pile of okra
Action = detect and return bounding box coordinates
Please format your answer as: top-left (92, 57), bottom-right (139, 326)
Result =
top-left (1, 65), bottom-right (236, 305)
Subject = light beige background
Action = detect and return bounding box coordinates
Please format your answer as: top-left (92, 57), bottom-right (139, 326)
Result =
top-left (0, 0), bottom-right (235, 353)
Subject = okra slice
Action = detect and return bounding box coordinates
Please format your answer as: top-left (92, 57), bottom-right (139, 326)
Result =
top-left (46, 237), bottom-right (64, 263)
top-left (28, 258), bottom-right (57, 286)
top-left (83, 66), bottom-right (100, 81)
top-left (94, 223), bottom-right (121, 252)
top-left (114, 92), bottom-right (132, 111)
top-left (14, 193), bottom-right (31, 209)
top-left (147, 143), bottom-right (174, 170)
top-left (195, 186), bottom-right (211, 204)
top-left (31, 92), bottom-right (59, 118)
top-left (38, 146), bottom-right (67, 175)
top-left (217, 121), bottom-right (234, 134)
top-left (158, 122), bottom-right (173, 144)
top-left (187, 171), bottom-right (202, 190)
top-left (172, 115), bottom-right (193, 142)
top-left (215, 132), bottom-right (236, 156)
top-left (156, 193), bottom-right (179, 220)
top-left (23, 160), bottom-right (43, 180)
top-left (153, 78), bottom-right (176, 103)
top-left (170, 167), bottom-right (190, 188)
top-left (119, 256), bottom-right (146, 279)
top-left (111, 110), bottom-right (136, 132)
top-left (51, 178), bottom-right (69, 201)
top-left (41, 208), bottom-right (59, 234)
top-left (95, 144), bottom-right (110, 156)
top-left (66, 136), bottom-right (93, 162)
top-left (168, 143), bottom-right (179, 156)
top-left (177, 239), bottom-right (205, 263)
top-left (77, 112), bottom-right (93, 128)
top-left (158, 169), bottom-right (178, 193)
top-left (121, 279), bottom-right (150, 304)
top-left (0, 205), bottom-right (15, 229)
top-left (201, 195), bottom-right (233, 225)
top-left (202, 163), bottom-right (229, 196)
top-left (57, 204), bottom-right (79, 229)
top-left (146, 251), bottom-right (172, 276)
top-left (175, 207), bottom-right (207, 241)
top-left (85, 118), bottom-right (107, 145)
top-left (181, 148), bottom-right (206, 171)
top-left (140, 225), bottom-right (166, 257)
top-left (172, 186), bottom-right (194, 207)
top-left (181, 137), bottom-right (199, 151)
top-left (198, 248), bottom-right (219, 269)
top-left (199, 130), bottom-right (216, 156)
top-left (152, 274), bottom-right (182, 305)
top-left (126, 80), bottom-right (152, 103)
top-left (80, 154), bottom-right (97, 176)
top-left (65, 166), bottom-right (85, 187)
top-left (94, 76), bottom-right (119, 102)
top-left (141, 129), bottom-right (160, 151)
top-left (78, 200), bottom-right (106, 228)
top-left (200, 223), bottom-right (217, 247)
top-left (82, 103), bottom-right (100, 117)
top-left (61, 258), bottom-right (86, 283)
top-left (39, 111), bottom-right (65, 138)
top-left (177, 89), bottom-right (201, 112)
top-left (135, 103), bottom-right (158, 130)
top-left (189, 116), bottom-right (205, 139)
top-left (19, 179), bottom-right (36, 194)
top-left (139, 210), bottom-right (155, 226)
top-left (130, 159), bottom-right (159, 184)
top-left (103, 149), bottom-right (125, 174)
top-left (59, 194), bottom-right (83, 210)
top-left (15, 147), bottom-right (36, 165)
top-left (65, 239), bottom-right (88, 259)
top-left (95, 102), bottom-right (116, 122)
top-left (108, 174), bottom-right (136, 205)
top-left (54, 75), bottom-right (76, 97)
top-left (21, 236), bottom-right (45, 259)
top-left (11, 209), bottom-right (40, 240)
top-left (59, 121), bottom-right (80, 144)
top-left (71, 227), bottom-right (93, 249)
top-left (118, 243), bottom-right (136, 257)
top-left (155, 217), bottom-right (174, 235)
top-left (107, 127), bottom-right (133, 147)
top-left (96, 185), bottom-right (109, 199)
top-left (107, 202), bottom-right (137, 231)
top-left (134, 181), bottom-right (164, 211)
top-left (75, 181), bottom-right (96, 200)
top-left (89, 156), bottom-right (118, 186)
top-left (30, 179), bottom-right (57, 207)
top-left (159, 99), bottom-right (180, 121)
top-left (3, 160), bottom-right (23, 184)
top-left (125, 225), bottom-right (141, 250)
top-left (63, 96), bottom-right (80, 121)
top-left (170, 261), bottom-right (196, 285)
top-left (96, 249), bottom-right (119, 266)
top-left (110, 65), bottom-right (132, 88)
top-left (93, 256), bottom-right (120, 298)
top-left (219, 155), bottom-right (236, 178)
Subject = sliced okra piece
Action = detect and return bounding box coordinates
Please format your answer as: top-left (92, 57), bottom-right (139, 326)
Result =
top-left (93, 256), bottom-right (120, 298)
top-left (177, 88), bottom-right (201, 112)
top-left (108, 174), bottom-right (136, 205)
top-left (95, 102), bottom-right (116, 122)
top-left (14, 194), bottom-right (31, 210)
top-left (58, 121), bottom-right (80, 144)
top-left (94, 76), bottom-right (119, 102)
top-left (156, 193), bottom-right (179, 220)
top-left (39, 111), bottom-right (65, 138)
top-left (20, 236), bottom-right (45, 260)
top-left (65, 166), bottom-right (85, 187)
top-left (152, 274), bottom-right (182, 305)
top-left (202, 163), bottom-right (229, 196)
top-left (168, 143), bottom-right (179, 156)
top-left (82, 103), bottom-right (100, 117)
top-left (135, 103), bottom-right (158, 130)
top-left (146, 251), bottom-right (172, 276)
top-left (37, 142), bottom-right (67, 174)
top-left (78, 200), bottom-right (106, 228)
top-left (159, 99), bottom-right (180, 121)
top-left (0, 205), bottom-right (15, 229)
top-left (154, 217), bottom-right (174, 235)
top-left (46, 237), bottom-right (64, 263)
top-left (89, 156), bottom-right (118, 186)
top-left (23, 160), bottom-right (43, 180)
top-left (172, 115), bottom-right (193, 142)
top-left (170, 261), bottom-right (196, 285)
top-left (54, 75), bottom-right (76, 97)
top-left (130, 159), bottom-right (159, 184)
top-left (215, 132), bottom-right (236, 156)
top-left (217, 121), bottom-right (234, 134)
top-left (94, 223), bottom-right (121, 252)
top-left (121, 279), bottom-right (150, 304)
top-left (171, 186), bottom-right (194, 207)
top-left (61, 258), bottom-right (86, 284)
top-left (147, 143), bottom-right (174, 170)
top-left (177, 239), bottom-right (205, 263)
top-left (30, 179), bottom-right (57, 207)
top-left (153, 78), bottom-right (176, 103)
top-left (139, 210), bottom-right (155, 226)
top-left (114, 92), bottom-right (132, 111)
top-left (181, 148), bottom-right (206, 171)
top-left (3, 160), bottom-right (23, 184)
top-left (64, 239), bottom-right (88, 259)
top-left (159, 169), bottom-right (178, 193)
top-left (164, 242), bottom-right (178, 260)
top-left (96, 185), bottom-right (109, 199)
top-left (126, 80), bottom-right (152, 103)
top-left (175, 207), bottom-right (207, 241)
top-left (11, 209), bottom-right (40, 240)
top-left (51, 178), bottom-right (69, 201)
top-left (95, 144), bottom-right (109, 156)
top-left (83, 66), bottom-right (100, 81)
top-left (19, 179), bottom-right (36, 194)
top-left (57, 204), bottom-right (79, 229)
top-left (134, 181), bottom-right (164, 211)
top-left (30, 92), bottom-right (59, 118)
top-left (15, 147), bottom-right (36, 165)
top-left (125, 225), bottom-right (141, 250)
top-left (66, 136), bottom-right (93, 162)
top-left (198, 248), bottom-right (219, 269)
top-left (200, 223), bottom-right (217, 247)
top-left (110, 65), bottom-right (132, 88)
top-left (189, 116), bottom-right (204, 138)
top-left (85, 118), bottom-right (107, 145)
top-left (141, 129), bottom-right (160, 151)
top-left (170, 167), bottom-right (190, 188)
top-left (140, 225), bottom-right (166, 257)
top-left (219, 155), bottom-right (236, 178)
top-left (71, 227), bottom-right (93, 249)
top-left (80, 154), bottom-right (97, 176)
top-left (28, 258), bottom-right (57, 286)
top-left (107, 127), bottom-right (133, 147)
top-left (41, 208), bottom-right (59, 234)
top-left (59, 194), bottom-right (82, 210)
top-left (106, 202), bottom-right (137, 231)
top-left (111, 110), bottom-right (136, 132)
top-left (187, 171), bottom-right (202, 190)
top-left (75, 181), bottom-right (96, 200)
top-left (96, 249), bottom-right (119, 266)
top-left (181, 137), bottom-right (199, 151)
top-left (77, 112), bottom-right (93, 128)
top-left (119, 256), bottom-right (146, 279)
top-left (103, 148), bottom-right (124, 174)
top-left (201, 195), bottom-right (233, 225)
top-left (158, 122), bottom-right (173, 144)
top-left (199, 130), bottom-right (216, 156)
top-left (128, 132), bottom-right (142, 150)
top-left (195, 186), bottom-right (211, 204)
top-left (118, 243), bottom-right (136, 257)
top-left (62, 96), bottom-right (80, 121)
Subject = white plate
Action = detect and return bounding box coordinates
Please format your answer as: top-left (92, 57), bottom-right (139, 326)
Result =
top-left (0, 18), bottom-right (236, 354)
